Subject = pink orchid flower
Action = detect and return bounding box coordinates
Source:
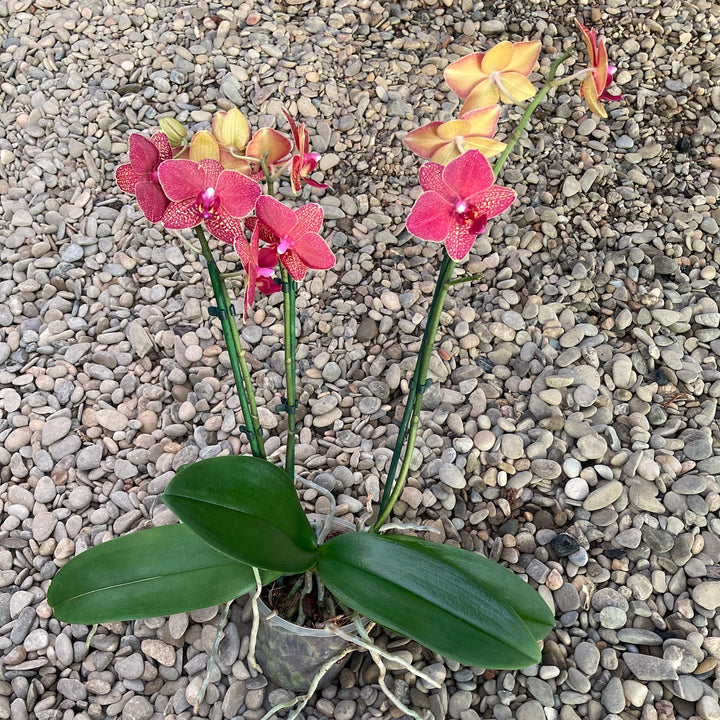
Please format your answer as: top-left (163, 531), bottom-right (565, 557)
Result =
top-left (576, 20), bottom-right (621, 118)
top-left (237, 223), bottom-right (281, 319)
top-left (251, 196), bottom-right (334, 281)
top-left (282, 109), bottom-right (328, 193)
top-left (115, 132), bottom-right (172, 222)
top-left (158, 158), bottom-right (261, 244)
top-left (406, 150), bottom-right (516, 262)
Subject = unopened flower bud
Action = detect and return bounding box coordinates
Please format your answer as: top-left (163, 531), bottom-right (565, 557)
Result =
top-left (158, 117), bottom-right (187, 147)
top-left (212, 108), bottom-right (251, 151)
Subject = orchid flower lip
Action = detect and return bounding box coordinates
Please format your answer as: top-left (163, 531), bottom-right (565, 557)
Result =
top-left (490, 71), bottom-right (523, 104)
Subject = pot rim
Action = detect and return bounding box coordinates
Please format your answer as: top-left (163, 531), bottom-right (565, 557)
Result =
top-left (257, 595), bottom-right (358, 638)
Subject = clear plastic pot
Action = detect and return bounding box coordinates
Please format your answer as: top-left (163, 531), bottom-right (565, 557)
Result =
top-left (253, 515), bottom-right (363, 692)
top-left (254, 597), bottom-right (357, 692)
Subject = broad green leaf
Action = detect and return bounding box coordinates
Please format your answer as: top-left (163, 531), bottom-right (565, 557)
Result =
top-left (47, 524), bottom-right (279, 624)
top-left (317, 533), bottom-right (554, 669)
top-left (385, 535), bottom-right (555, 641)
top-left (163, 456), bottom-right (318, 573)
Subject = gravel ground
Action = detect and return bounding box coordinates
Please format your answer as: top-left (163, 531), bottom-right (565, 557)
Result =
top-left (1, 0), bottom-right (720, 719)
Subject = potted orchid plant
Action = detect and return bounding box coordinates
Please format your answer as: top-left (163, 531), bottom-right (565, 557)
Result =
top-left (47, 20), bottom-right (619, 716)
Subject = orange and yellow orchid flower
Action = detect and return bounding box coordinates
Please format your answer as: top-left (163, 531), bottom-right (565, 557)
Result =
top-left (444, 40), bottom-right (542, 114)
top-left (403, 105), bottom-right (506, 165)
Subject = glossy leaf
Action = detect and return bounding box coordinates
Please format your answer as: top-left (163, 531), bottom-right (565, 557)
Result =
top-left (317, 533), bottom-right (554, 669)
top-left (47, 524), bottom-right (279, 624)
top-left (163, 456), bottom-right (318, 573)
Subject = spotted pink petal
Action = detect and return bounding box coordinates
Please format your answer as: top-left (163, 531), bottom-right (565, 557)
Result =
top-left (116, 163), bottom-right (140, 193)
top-left (292, 232), bottom-right (335, 271)
top-left (162, 198), bottom-right (201, 229)
top-left (444, 219), bottom-right (481, 261)
top-left (135, 180), bottom-right (169, 223)
top-left (158, 160), bottom-right (206, 201)
top-left (292, 203), bottom-right (324, 238)
top-left (280, 251), bottom-right (308, 281)
top-left (206, 211), bottom-right (247, 245)
top-left (234, 234), bottom-right (251, 268)
top-left (442, 150), bottom-right (494, 202)
top-left (129, 133), bottom-right (160, 175)
top-left (199, 159), bottom-right (223, 190)
top-left (255, 196), bottom-right (297, 240)
top-left (418, 162), bottom-right (447, 195)
top-left (468, 185), bottom-right (516, 221)
top-left (406, 191), bottom-right (454, 243)
top-left (245, 216), bottom-right (280, 246)
top-left (150, 132), bottom-right (173, 162)
top-left (215, 170), bottom-right (261, 218)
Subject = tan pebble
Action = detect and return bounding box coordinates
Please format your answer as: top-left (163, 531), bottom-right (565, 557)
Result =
top-left (474, 430), bottom-right (496, 451)
top-left (36, 601), bottom-right (53, 619)
top-left (54, 538), bottom-right (75, 559)
top-left (546, 569), bottom-right (564, 591)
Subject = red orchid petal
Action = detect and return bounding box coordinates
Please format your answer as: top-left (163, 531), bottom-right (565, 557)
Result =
top-left (162, 198), bottom-right (201, 229)
top-left (444, 219), bottom-right (480, 262)
top-left (234, 234), bottom-right (251, 268)
top-left (280, 251), bottom-right (307, 281)
top-left (257, 247), bottom-right (278, 269)
top-left (418, 161), bottom-right (448, 196)
top-left (406, 191), bottom-right (454, 243)
top-left (600, 88), bottom-right (622, 101)
top-left (290, 155), bottom-right (302, 193)
top-left (576, 19), bottom-right (598, 66)
top-left (205, 211), bottom-right (247, 245)
top-left (128, 133), bottom-right (160, 176)
top-left (199, 159), bottom-right (224, 189)
top-left (292, 232), bottom-right (335, 270)
top-left (282, 108), bottom-right (301, 148)
top-left (116, 163), bottom-right (140, 194)
top-left (215, 170), bottom-right (261, 218)
top-left (244, 222), bottom-right (261, 319)
top-left (245, 216), bottom-right (280, 245)
top-left (255, 196), bottom-right (297, 239)
top-left (292, 203), bottom-right (324, 238)
top-left (135, 180), bottom-right (170, 223)
top-left (298, 124), bottom-right (310, 155)
top-left (442, 150), bottom-right (494, 201)
top-left (151, 132), bottom-right (173, 162)
top-left (468, 185), bottom-right (517, 220)
top-left (257, 276), bottom-right (281, 296)
top-left (303, 176), bottom-right (329, 190)
top-left (158, 160), bottom-right (205, 201)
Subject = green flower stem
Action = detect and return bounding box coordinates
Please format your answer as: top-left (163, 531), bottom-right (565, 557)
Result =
top-left (280, 266), bottom-right (297, 476)
top-left (493, 50), bottom-right (573, 179)
top-left (374, 251), bottom-right (456, 530)
top-left (195, 226), bottom-right (265, 459)
top-left (217, 276), bottom-right (266, 459)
